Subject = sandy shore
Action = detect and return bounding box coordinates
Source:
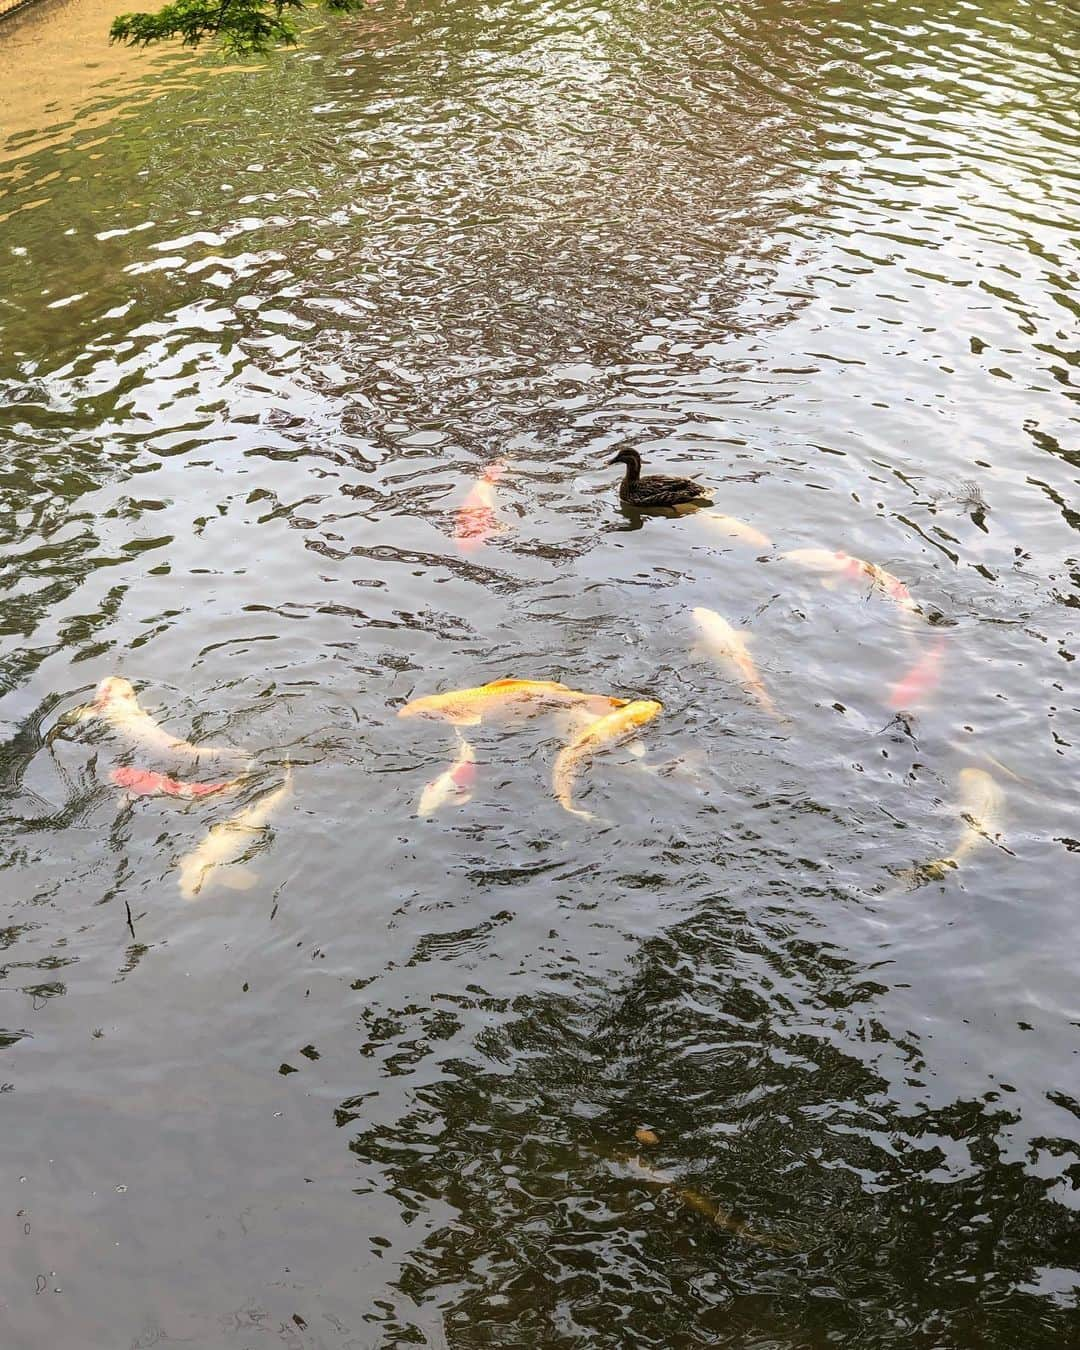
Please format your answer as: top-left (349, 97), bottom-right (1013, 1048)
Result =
top-left (0, 0), bottom-right (202, 156)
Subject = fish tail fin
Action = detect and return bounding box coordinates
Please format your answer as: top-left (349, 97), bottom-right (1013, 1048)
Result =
top-left (890, 857), bottom-right (957, 892)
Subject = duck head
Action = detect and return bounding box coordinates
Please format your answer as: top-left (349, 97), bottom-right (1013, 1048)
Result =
top-left (608, 448), bottom-right (642, 479)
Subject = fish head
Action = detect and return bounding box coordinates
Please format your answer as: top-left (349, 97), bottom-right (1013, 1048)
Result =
top-left (691, 607), bottom-right (734, 643)
top-left (418, 765), bottom-right (474, 817)
top-left (177, 854), bottom-right (207, 900)
top-left (784, 548), bottom-right (847, 572)
top-left (94, 675), bottom-right (138, 710)
top-left (397, 694), bottom-right (442, 720)
top-left (885, 576), bottom-right (911, 601)
top-left (626, 699), bottom-right (663, 728)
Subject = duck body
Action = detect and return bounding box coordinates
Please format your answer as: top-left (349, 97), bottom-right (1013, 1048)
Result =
top-left (609, 448), bottom-right (710, 509)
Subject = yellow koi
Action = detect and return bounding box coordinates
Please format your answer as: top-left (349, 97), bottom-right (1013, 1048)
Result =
top-left (398, 678), bottom-right (627, 727)
top-left (700, 512), bottom-right (772, 549)
top-left (74, 676), bottom-right (237, 761)
top-left (552, 698), bottom-right (662, 820)
top-left (691, 608), bottom-right (787, 723)
top-left (417, 736), bottom-right (477, 817)
top-left (177, 765), bottom-right (292, 900)
top-left (611, 1151), bottom-right (788, 1249)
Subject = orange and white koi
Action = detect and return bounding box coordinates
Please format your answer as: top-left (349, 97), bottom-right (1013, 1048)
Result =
top-left (887, 636), bottom-right (947, 711)
top-left (781, 548), bottom-right (920, 615)
top-left (398, 678), bottom-right (628, 727)
top-left (75, 677), bottom-right (236, 760)
top-left (691, 607), bottom-right (787, 723)
top-left (111, 765), bottom-right (243, 799)
top-left (454, 461), bottom-right (505, 552)
top-left (177, 765), bottom-right (292, 900)
top-left (699, 512), bottom-right (772, 549)
top-left (417, 737), bottom-right (477, 817)
top-left (552, 698), bottom-right (662, 820)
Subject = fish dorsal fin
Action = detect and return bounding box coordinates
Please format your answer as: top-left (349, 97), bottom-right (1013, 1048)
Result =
top-left (489, 678), bottom-right (569, 692)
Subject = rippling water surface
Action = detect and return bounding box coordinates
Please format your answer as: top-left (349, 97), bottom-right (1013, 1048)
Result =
top-left (2, 0), bottom-right (1078, 1344)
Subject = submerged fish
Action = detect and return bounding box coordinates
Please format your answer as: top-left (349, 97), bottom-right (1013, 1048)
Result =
top-left (895, 767), bottom-right (1007, 887)
top-left (177, 766), bottom-right (292, 900)
top-left (699, 512), bottom-right (772, 549)
top-left (111, 765), bottom-right (243, 800)
top-left (887, 636), bottom-right (947, 711)
top-left (691, 607), bottom-right (787, 723)
top-left (75, 677), bottom-right (236, 760)
top-left (781, 548), bottom-right (920, 616)
top-left (454, 461), bottom-right (505, 552)
top-left (947, 767), bottom-right (1007, 866)
top-left (552, 698), bottom-right (662, 820)
top-left (398, 678), bottom-right (628, 727)
top-left (417, 737), bottom-right (477, 817)
top-left (612, 1151), bottom-right (787, 1249)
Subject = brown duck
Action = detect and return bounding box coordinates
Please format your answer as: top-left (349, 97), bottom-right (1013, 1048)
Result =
top-left (608, 448), bottom-right (711, 509)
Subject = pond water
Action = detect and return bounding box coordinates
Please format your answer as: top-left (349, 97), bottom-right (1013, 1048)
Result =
top-left (1, 0), bottom-right (1078, 1345)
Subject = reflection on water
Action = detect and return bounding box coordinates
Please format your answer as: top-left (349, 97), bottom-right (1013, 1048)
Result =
top-left (1, 0), bottom-right (1078, 1344)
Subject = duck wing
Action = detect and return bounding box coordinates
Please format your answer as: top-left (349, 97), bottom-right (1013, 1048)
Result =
top-left (634, 474), bottom-right (710, 504)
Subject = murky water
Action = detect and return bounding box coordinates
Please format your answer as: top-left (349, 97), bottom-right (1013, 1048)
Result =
top-left (2, 0), bottom-right (1079, 1344)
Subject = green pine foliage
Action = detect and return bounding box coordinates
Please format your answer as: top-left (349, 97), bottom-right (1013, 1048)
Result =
top-left (110, 0), bottom-right (366, 56)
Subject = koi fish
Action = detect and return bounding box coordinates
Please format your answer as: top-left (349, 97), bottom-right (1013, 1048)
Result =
top-left (74, 677), bottom-right (236, 760)
top-left (177, 766), bottom-right (292, 900)
top-left (111, 766), bottom-right (243, 799)
top-left (895, 767), bottom-right (1007, 887)
top-left (699, 512), bottom-right (772, 549)
top-left (887, 636), bottom-right (947, 711)
top-left (454, 461), bottom-right (505, 551)
top-left (691, 607), bottom-right (787, 723)
top-left (552, 698), bottom-right (662, 819)
top-left (398, 678), bottom-right (628, 727)
top-left (417, 737), bottom-right (477, 817)
top-left (945, 767), bottom-right (1007, 867)
top-left (781, 548), bottom-right (920, 616)
top-left (610, 1151), bottom-right (787, 1249)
